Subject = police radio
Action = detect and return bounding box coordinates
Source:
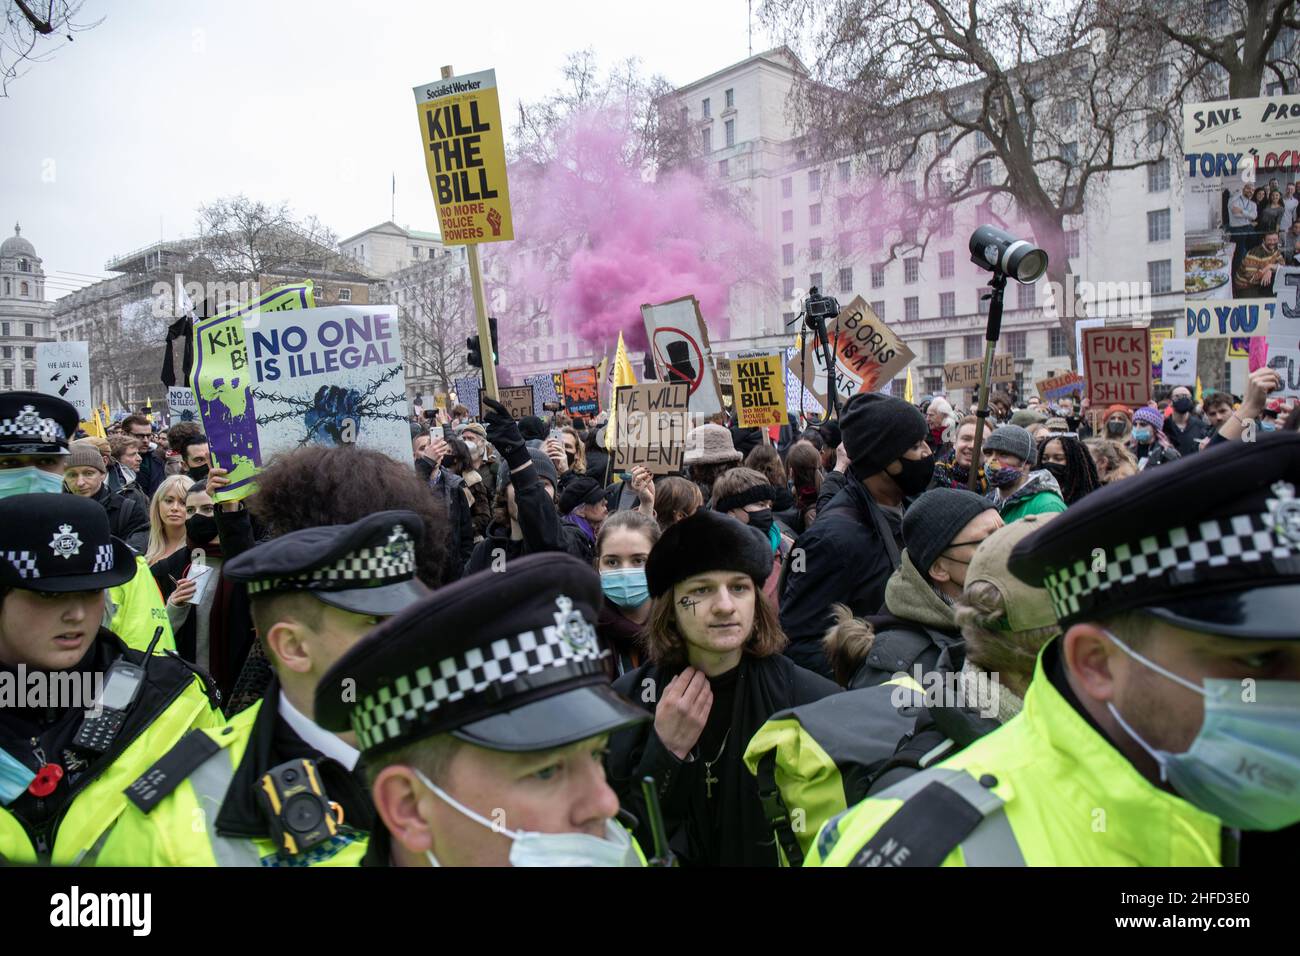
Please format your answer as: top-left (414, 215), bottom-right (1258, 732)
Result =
top-left (72, 627), bottom-right (162, 754)
top-left (257, 758), bottom-right (342, 856)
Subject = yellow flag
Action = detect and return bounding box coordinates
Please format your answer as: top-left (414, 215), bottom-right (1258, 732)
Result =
top-left (905, 366), bottom-right (914, 404)
top-left (1195, 375), bottom-right (1203, 405)
top-left (605, 332), bottom-right (637, 468)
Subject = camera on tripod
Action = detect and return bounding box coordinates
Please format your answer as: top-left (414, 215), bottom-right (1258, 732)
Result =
top-left (802, 287), bottom-right (840, 325)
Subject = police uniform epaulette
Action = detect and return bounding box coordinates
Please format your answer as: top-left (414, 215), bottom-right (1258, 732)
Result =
top-left (124, 729), bottom-right (226, 814)
top-left (162, 649), bottom-right (222, 711)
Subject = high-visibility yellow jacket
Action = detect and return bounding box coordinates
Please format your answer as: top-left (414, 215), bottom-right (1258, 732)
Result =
top-left (109, 697), bottom-right (370, 867)
top-left (807, 642), bottom-right (1225, 867)
top-left (0, 634), bottom-right (219, 865)
top-left (107, 556), bottom-right (176, 655)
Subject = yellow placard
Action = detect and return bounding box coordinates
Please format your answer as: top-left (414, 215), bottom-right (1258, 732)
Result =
top-left (413, 69), bottom-right (513, 245)
top-left (731, 352), bottom-right (787, 428)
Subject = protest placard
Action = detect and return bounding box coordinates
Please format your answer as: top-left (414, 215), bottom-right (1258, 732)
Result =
top-left (1081, 327), bottom-right (1151, 406)
top-left (35, 342), bottom-right (91, 420)
top-left (413, 69), bottom-right (513, 245)
top-left (730, 352), bottom-right (786, 427)
top-left (453, 376), bottom-right (481, 417)
top-left (1149, 327), bottom-right (1174, 384)
top-left (642, 295), bottom-right (726, 417)
top-left (612, 382), bottom-right (689, 475)
top-left (193, 283), bottom-right (314, 502)
top-left (942, 354), bottom-right (1013, 391)
top-left (1160, 339), bottom-right (1198, 388)
top-left (787, 296), bottom-right (915, 407)
top-left (1034, 371), bottom-right (1085, 402)
top-left (1265, 266), bottom-right (1300, 400)
top-left (247, 305), bottom-right (410, 466)
top-left (482, 385), bottom-right (534, 419)
top-left (524, 373), bottom-right (560, 414)
top-left (167, 386), bottom-right (198, 424)
top-left (562, 366), bottom-right (600, 416)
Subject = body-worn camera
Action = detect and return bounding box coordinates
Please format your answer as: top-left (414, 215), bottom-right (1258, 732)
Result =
top-left (257, 758), bottom-right (340, 856)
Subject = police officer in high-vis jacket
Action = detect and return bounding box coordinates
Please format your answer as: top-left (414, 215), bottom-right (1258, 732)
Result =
top-left (109, 511), bottom-right (429, 866)
top-left (0, 391), bottom-right (175, 655)
top-left (810, 434), bottom-right (1300, 867)
top-left (0, 494), bottom-right (219, 864)
top-left (314, 552), bottom-right (653, 867)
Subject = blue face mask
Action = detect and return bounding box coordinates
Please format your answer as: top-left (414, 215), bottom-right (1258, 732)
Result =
top-left (0, 746), bottom-right (36, 805)
top-left (1260, 421), bottom-right (1277, 432)
top-left (1133, 427), bottom-right (1152, 444)
top-left (600, 568), bottom-right (649, 609)
top-left (1104, 630), bottom-right (1300, 831)
top-left (0, 466), bottom-right (67, 500)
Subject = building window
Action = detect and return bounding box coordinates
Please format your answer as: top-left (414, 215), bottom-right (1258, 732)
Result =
top-left (24, 323), bottom-right (33, 337)
top-left (927, 339), bottom-right (946, 364)
top-left (809, 169), bottom-right (821, 192)
top-left (24, 368), bottom-right (34, 389)
top-left (872, 264), bottom-right (885, 288)
top-left (902, 223), bottom-right (918, 244)
top-left (974, 162), bottom-right (992, 188)
top-left (965, 334), bottom-right (983, 360)
top-left (22, 347), bottom-right (32, 360)
top-left (937, 209), bottom-right (954, 237)
top-left (725, 119), bottom-right (735, 147)
top-left (1056, 98), bottom-right (1078, 125)
top-left (781, 176), bottom-right (792, 198)
top-left (18, 258), bottom-right (29, 272)
top-left (19, 282), bottom-right (28, 296)
top-left (724, 88), bottom-right (734, 109)
top-left (1146, 115), bottom-right (1168, 144)
top-left (975, 130), bottom-right (990, 150)
top-left (810, 238), bottom-right (823, 261)
top-left (939, 251), bottom-right (955, 278)
top-left (870, 300), bottom-right (885, 319)
top-left (719, 158), bottom-right (729, 176)
top-left (1049, 327), bottom-right (1070, 356)
top-left (1062, 141), bottom-right (1078, 165)
top-left (782, 243), bottom-right (794, 266)
top-left (1148, 259), bottom-right (1171, 293)
top-left (905, 297), bottom-right (920, 322)
top-left (1065, 229), bottom-right (1081, 257)
top-left (837, 196), bottom-right (852, 220)
top-left (2, 279), bottom-right (8, 295)
top-left (0, 347), bottom-right (8, 358)
top-left (937, 131), bottom-right (951, 151)
top-left (1017, 281), bottom-right (1037, 310)
top-left (783, 277), bottom-right (795, 299)
top-left (702, 97), bottom-right (710, 118)
top-left (338, 288), bottom-right (352, 302)
top-left (782, 210), bottom-right (793, 232)
top-left (839, 267), bottom-right (853, 294)
top-left (702, 127), bottom-right (712, 151)
top-left (809, 203), bottom-right (822, 226)
top-left (838, 232), bottom-right (852, 256)
top-left (1148, 63), bottom-right (1169, 95)
top-left (1147, 208), bottom-right (1171, 242)
top-left (904, 257), bottom-right (919, 283)
top-left (870, 225), bottom-right (884, 249)
top-left (939, 292), bottom-right (956, 318)
top-left (1148, 159), bottom-right (1169, 192)
top-left (1, 368), bottom-right (9, 388)
top-left (796, 148), bottom-right (807, 162)
top-left (809, 272), bottom-right (823, 290)
top-left (1005, 331), bottom-right (1027, 358)
top-left (977, 289), bottom-right (990, 315)
top-left (925, 376), bottom-right (943, 395)
top-left (838, 160), bottom-right (851, 183)
top-left (782, 312), bottom-right (796, 327)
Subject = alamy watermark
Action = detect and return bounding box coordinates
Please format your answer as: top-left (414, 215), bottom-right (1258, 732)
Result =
top-left (0, 665), bottom-right (104, 715)
top-left (889, 664), bottom-right (1001, 719)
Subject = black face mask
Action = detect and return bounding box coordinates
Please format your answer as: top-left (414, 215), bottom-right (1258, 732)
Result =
top-left (188, 464), bottom-right (210, 482)
top-left (1172, 397), bottom-right (1193, 414)
top-left (890, 454), bottom-right (936, 497)
top-left (746, 508), bottom-right (774, 535)
top-left (1042, 461), bottom-right (1069, 486)
top-left (186, 514), bottom-right (218, 545)
top-left (441, 456), bottom-right (459, 470)
top-left (1106, 420), bottom-right (1127, 437)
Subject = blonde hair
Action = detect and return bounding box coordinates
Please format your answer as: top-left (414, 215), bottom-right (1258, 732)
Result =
top-left (821, 604), bottom-right (875, 687)
top-left (562, 426), bottom-right (587, 474)
top-left (146, 475), bottom-right (194, 565)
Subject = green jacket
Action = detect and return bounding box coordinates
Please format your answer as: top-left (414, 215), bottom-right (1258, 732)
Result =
top-left (0, 631), bottom-right (218, 865)
top-left (989, 471), bottom-right (1067, 524)
top-left (807, 640), bottom-right (1225, 867)
top-left (109, 690), bottom-right (371, 867)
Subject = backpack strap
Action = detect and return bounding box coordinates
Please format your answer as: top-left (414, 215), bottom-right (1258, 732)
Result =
top-left (755, 749), bottom-right (804, 867)
top-left (847, 767), bottom-right (1025, 867)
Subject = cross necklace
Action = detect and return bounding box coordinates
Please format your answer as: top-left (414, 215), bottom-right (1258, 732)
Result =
top-left (702, 729), bottom-right (730, 800)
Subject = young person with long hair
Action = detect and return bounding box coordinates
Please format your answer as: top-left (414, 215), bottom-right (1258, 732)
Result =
top-left (594, 510), bottom-right (660, 678)
top-left (145, 474), bottom-right (194, 566)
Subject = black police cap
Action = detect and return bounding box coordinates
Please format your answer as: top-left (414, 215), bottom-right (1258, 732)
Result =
top-left (0, 391), bottom-right (79, 457)
top-left (314, 552), bottom-right (648, 756)
top-left (223, 510), bottom-right (429, 616)
top-left (0, 494), bottom-right (135, 592)
top-left (1008, 432), bottom-right (1300, 639)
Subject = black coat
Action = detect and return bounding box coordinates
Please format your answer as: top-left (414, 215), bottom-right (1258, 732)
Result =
top-left (418, 460), bottom-right (473, 582)
top-left (607, 653), bottom-right (839, 867)
top-left (463, 463), bottom-right (586, 576)
top-left (87, 483), bottom-right (149, 554)
top-left (780, 479), bottom-right (903, 679)
top-left (1163, 414), bottom-right (1211, 456)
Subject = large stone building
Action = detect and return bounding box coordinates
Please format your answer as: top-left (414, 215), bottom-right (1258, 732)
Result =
top-left (0, 224), bottom-right (55, 392)
top-left (339, 221), bottom-right (465, 278)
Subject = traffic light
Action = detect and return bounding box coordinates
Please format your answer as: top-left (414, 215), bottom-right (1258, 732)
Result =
top-left (467, 333), bottom-right (482, 368)
top-left (488, 317), bottom-right (499, 366)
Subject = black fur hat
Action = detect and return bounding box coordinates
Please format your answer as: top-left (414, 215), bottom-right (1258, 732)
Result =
top-left (645, 509), bottom-right (772, 598)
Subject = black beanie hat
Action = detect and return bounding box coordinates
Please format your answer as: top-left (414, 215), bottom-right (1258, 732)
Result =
top-left (519, 415), bottom-right (548, 442)
top-left (902, 487), bottom-right (997, 575)
top-left (558, 476), bottom-right (606, 515)
top-left (645, 509), bottom-right (772, 598)
top-left (839, 392), bottom-right (927, 477)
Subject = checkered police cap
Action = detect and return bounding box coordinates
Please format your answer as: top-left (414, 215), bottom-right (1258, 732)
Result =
top-left (244, 526), bottom-right (417, 595)
top-left (1009, 434), bottom-right (1300, 629)
top-left (0, 392), bottom-right (78, 455)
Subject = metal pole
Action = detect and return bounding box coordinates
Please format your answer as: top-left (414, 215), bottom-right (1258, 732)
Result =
top-left (968, 272), bottom-right (1008, 492)
top-left (442, 63), bottom-right (499, 402)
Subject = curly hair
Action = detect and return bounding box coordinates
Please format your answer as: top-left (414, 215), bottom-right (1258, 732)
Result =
top-left (249, 445), bottom-right (449, 586)
top-left (1035, 433), bottom-right (1101, 505)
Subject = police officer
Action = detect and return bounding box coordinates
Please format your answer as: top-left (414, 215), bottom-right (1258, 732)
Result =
top-left (0, 391), bottom-right (175, 654)
top-left (314, 552), bottom-right (652, 867)
top-left (0, 494), bottom-right (220, 864)
top-left (110, 511), bottom-right (430, 866)
top-left (809, 433), bottom-right (1300, 866)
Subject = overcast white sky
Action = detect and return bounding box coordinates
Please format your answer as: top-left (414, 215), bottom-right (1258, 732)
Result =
top-left (2, 0), bottom-right (769, 301)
